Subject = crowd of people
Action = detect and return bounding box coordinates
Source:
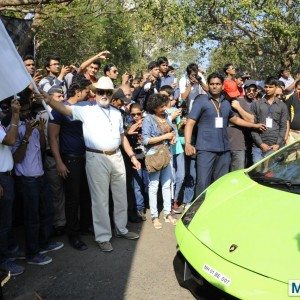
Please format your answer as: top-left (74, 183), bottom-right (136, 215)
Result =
top-left (0, 50), bottom-right (300, 277)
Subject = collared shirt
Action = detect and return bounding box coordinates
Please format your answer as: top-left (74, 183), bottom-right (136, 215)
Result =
top-left (0, 125), bottom-right (14, 172)
top-left (142, 113), bottom-right (174, 154)
top-left (11, 122), bottom-right (44, 177)
top-left (279, 76), bottom-right (294, 89)
top-left (39, 75), bottom-right (67, 97)
top-left (179, 74), bottom-right (207, 112)
top-left (189, 93), bottom-right (234, 152)
top-left (72, 103), bottom-right (124, 151)
top-left (157, 74), bottom-right (180, 99)
top-left (250, 98), bottom-right (289, 146)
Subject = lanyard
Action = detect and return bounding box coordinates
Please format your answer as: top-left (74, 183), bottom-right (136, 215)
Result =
top-left (211, 99), bottom-right (221, 117)
top-left (100, 107), bottom-right (112, 126)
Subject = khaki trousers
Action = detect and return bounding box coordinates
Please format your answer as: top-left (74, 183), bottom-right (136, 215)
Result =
top-left (86, 150), bottom-right (128, 243)
top-left (286, 130), bottom-right (300, 161)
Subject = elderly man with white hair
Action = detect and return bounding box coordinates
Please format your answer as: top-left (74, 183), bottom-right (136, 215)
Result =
top-left (42, 76), bottom-right (141, 252)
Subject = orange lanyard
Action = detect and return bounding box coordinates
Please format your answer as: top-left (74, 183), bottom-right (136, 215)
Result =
top-left (211, 99), bottom-right (221, 117)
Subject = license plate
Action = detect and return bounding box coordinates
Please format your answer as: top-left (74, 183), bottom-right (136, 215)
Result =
top-left (203, 264), bottom-right (231, 286)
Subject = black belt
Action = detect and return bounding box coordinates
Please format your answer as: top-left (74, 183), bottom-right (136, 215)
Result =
top-left (86, 147), bottom-right (119, 155)
top-left (62, 153), bottom-right (85, 158)
top-left (0, 171), bottom-right (12, 176)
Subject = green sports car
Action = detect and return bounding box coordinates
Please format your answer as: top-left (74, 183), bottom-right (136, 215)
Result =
top-left (174, 140), bottom-right (300, 300)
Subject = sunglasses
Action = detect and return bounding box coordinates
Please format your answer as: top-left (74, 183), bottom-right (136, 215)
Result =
top-left (131, 112), bottom-right (142, 117)
top-left (96, 89), bottom-right (113, 96)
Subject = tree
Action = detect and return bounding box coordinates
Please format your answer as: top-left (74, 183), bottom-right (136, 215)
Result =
top-left (183, 0), bottom-right (300, 75)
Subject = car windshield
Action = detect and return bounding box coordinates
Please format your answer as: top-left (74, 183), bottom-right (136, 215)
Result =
top-left (248, 141), bottom-right (300, 194)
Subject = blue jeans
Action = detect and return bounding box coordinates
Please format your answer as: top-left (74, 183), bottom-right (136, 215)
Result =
top-left (196, 150), bottom-right (231, 196)
top-left (132, 164), bottom-right (149, 211)
top-left (148, 163), bottom-right (172, 218)
top-left (172, 153), bottom-right (185, 201)
top-left (183, 156), bottom-right (196, 204)
top-left (0, 173), bottom-right (14, 263)
top-left (20, 175), bottom-right (54, 258)
top-left (252, 146), bottom-right (274, 164)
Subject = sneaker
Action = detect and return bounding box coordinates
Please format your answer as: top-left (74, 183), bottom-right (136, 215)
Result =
top-left (39, 241), bottom-right (64, 254)
top-left (164, 214), bottom-right (177, 225)
top-left (8, 246), bottom-right (26, 261)
top-left (172, 203), bottom-right (184, 214)
top-left (27, 253), bottom-right (52, 266)
top-left (0, 260), bottom-right (24, 276)
top-left (152, 217), bottom-right (162, 229)
top-left (137, 210), bottom-right (147, 221)
top-left (98, 241), bottom-right (113, 252)
top-left (115, 231), bottom-right (139, 240)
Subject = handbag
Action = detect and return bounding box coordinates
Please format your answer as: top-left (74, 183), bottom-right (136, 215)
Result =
top-left (145, 144), bottom-right (171, 173)
top-left (145, 116), bottom-right (172, 173)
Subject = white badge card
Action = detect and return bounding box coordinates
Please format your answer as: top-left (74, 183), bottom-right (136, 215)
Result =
top-left (215, 117), bottom-right (223, 128)
top-left (266, 117), bottom-right (273, 128)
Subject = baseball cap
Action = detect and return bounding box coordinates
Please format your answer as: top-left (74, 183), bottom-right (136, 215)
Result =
top-left (223, 79), bottom-right (240, 98)
top-left (93, 76), bottom-right (114, 90)
top-left (244, 80), bottom-right (257, 89)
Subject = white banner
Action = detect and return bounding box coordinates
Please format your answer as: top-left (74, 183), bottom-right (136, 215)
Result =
top-left (0, 19), bottom-right (31, 101)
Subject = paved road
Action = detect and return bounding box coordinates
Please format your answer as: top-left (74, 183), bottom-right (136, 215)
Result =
top-left (3, 214), bottom-right (193, 300)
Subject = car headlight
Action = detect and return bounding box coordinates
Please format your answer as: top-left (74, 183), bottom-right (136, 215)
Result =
top-left (182, 191), bottom-right (206, 227)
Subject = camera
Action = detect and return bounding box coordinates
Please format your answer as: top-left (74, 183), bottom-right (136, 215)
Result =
top-left (196, 75), bottom-right (202, 83)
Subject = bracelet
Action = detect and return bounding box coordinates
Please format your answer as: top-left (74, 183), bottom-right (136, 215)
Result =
top-left (129, 154), bottom-right (136, 159)
top-left (186, 141), bottom-right (192, 144)
top-left (11, 123), bottom-right (18, 127)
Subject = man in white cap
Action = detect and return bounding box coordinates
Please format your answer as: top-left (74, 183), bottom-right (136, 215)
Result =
top-left (41, 76), bottom-right (141, 252)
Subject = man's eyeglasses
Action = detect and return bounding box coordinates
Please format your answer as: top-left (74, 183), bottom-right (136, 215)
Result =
top-left (49, 63), bottom-right (60, 66)
top-left (131, 112), bottom-right (142, 117)
top-left (96, 89), bottom-right (113, 96)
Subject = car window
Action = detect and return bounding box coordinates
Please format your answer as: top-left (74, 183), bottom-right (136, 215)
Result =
top-left (248, 141), bottom-right (300, 194)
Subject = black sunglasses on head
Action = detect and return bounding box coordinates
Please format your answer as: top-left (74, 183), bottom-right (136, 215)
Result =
top-left (96, 89), bottom-right (113, 96)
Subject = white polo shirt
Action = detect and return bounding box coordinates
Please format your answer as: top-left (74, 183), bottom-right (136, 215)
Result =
top-left (72, 103), bottom-right (124, 151)
top-left (0, 125), bottom-right (14, 172)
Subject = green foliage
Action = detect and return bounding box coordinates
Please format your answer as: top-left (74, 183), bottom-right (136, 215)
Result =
top-left (183, 0), bottom-right (300, 77)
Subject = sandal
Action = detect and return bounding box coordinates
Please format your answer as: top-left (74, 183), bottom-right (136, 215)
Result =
top-left (152, 217), bottom-right (162, 229)
top-left (164, 214), bottom-right (177, 225)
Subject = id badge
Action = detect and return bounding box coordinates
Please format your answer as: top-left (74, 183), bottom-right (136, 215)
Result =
top-left (266, 117), bottom-right (273, 128)
top-left (215, 117), bottom-right (223, 128)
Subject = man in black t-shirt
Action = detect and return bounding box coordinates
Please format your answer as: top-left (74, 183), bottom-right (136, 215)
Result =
top-left (49, 75), bottom-right (92, 251)
top-left (286, 80), bottom-right (300, 144)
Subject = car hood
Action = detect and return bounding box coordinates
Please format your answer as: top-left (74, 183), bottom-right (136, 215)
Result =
top-left (188, 172), bottom-right (300, 283)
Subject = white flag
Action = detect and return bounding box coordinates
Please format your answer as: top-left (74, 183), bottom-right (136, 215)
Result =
top-left (0, 19), bottom-right (32, 101)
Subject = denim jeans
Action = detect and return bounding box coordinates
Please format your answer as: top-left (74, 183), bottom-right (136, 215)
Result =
top-left (132, 162), bottom-right (149, 211)
top-left (62, 155), bottom-right (92, 238)
top-left (148, 163), bottom-right (172, 218)
top-left (0, 173), bottom-right (14, 263)
top-left (252, 146), bottom-right (274, 164)
top-left (20, 175), bottom-right (54, 258)
top-left (172, 153), bottom-right (185, 201)
top-left (183, 156), bottom-right (196, 204)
